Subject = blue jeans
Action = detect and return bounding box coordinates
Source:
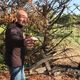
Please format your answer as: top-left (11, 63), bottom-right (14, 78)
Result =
top-left (9, 66), bottom-right (25, 80)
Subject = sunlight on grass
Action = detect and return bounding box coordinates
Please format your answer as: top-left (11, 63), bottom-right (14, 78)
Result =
top-left (0, 28), bottom-right (4, 34)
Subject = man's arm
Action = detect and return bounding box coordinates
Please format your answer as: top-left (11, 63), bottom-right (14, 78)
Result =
top-left (9, 27), bottom-right (25, 47)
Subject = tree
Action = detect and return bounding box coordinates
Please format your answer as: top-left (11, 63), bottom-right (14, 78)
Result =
top-left (0, 0), bottom-right (72, 74)
top-left (24, 0), bottom-right (72, 74)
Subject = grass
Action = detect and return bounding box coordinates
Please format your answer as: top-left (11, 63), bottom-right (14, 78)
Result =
top-left (0, 28), bottom-right (4, 34)
top-left (56, 27), bottom-right (80, 45)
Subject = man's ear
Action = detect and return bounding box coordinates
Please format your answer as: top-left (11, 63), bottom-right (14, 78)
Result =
top-left (15, 18), bottom-right (17, 22)
top-left (27, 18), bottom-right (30, 24)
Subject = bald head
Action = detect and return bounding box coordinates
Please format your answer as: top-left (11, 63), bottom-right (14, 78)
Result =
top-left (16, 9), bottom-right (28, 26)
top-left (17, 10), bottom-right (28, 18)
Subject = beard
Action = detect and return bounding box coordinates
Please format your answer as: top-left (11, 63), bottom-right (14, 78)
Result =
top-left (19, 21), bottom-right (26, 26)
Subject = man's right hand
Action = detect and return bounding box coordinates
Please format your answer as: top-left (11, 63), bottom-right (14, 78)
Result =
top-left (24, 36), bottom-right (35, 49)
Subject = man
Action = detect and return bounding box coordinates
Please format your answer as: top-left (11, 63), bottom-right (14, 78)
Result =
top-left (5, 9), bottom-right (30, 80)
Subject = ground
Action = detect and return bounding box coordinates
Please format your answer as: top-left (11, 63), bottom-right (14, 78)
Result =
top-left (0, 42), bottom-right (80, 80)
top-left (0, 71), bottom-right (78, 80)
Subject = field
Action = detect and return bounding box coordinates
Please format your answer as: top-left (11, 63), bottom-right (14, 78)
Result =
top-left (0, 27), bottom-right (80, 80)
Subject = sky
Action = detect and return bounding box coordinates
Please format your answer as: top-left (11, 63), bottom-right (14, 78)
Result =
top-left (67, 0), bottom-right (80, 14)
top-left (33, 0), bottom-right (80, 4)
top-left (70, 0), bottom-right (80, 5)
top-left (33, 0), bottom-right (80, 14)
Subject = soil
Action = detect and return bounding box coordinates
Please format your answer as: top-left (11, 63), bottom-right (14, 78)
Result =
top-left (0, 44), bottom-right (80, 80)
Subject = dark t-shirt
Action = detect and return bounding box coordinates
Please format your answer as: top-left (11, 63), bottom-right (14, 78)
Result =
top-left (5, 22), bottom-right (26, 67)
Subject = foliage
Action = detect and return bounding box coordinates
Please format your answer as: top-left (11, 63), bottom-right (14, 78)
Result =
top-left (0, 64), bottom-right (8, 71)
top-left (57, 14), bottom-right (80, 26)
top-left (0, 0), bottom-right (77, 72)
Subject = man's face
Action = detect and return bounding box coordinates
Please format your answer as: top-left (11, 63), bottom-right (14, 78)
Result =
top-left (17, 11), bottom-right (28, 26)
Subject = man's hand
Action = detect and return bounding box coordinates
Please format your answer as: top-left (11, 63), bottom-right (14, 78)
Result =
top-left (24, 36), bottom-right (38, 49)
